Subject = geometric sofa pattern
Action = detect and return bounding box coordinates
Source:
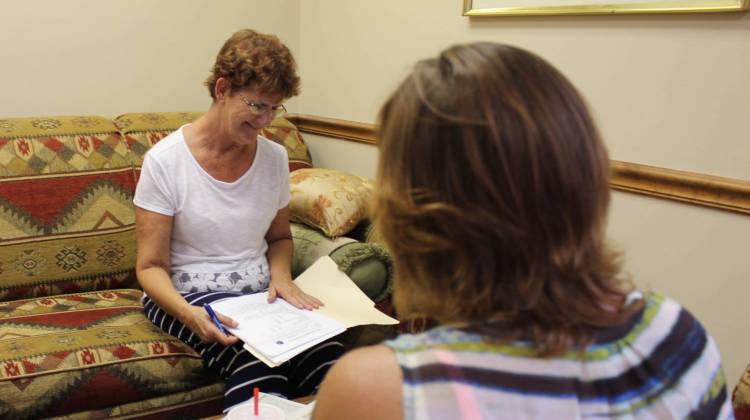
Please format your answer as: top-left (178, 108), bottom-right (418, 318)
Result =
top-left (0, 116), bottom-right (139, 302)
top-left (0, 112), bottom-right (390, 418)
top-left (0, 167), bottom-right (138, 302)
top-left (0, 290), bottom-right (220, 419)
top-left (0, 115), bottom-right (225, 418)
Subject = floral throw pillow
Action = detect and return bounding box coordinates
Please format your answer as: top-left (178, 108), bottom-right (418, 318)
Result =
top-left (289, 168), bottom-right (373, 238)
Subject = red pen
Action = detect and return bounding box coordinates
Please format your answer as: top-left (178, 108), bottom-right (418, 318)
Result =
top-left (254, 386), bottom-right (259, 416)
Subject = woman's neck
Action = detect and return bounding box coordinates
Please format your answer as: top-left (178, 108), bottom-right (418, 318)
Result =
top-left (187, 107), bottom-right (254, 158)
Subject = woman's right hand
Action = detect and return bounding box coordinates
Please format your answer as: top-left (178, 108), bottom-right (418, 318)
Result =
top-left (182, 305), bottom-right (239, 346)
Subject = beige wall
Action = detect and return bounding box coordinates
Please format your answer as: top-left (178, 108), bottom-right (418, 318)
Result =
top-left (303, 133), bottom-right (378, 178)
top-left (0, 0), bottom-right (301, 118)
top-left (299, 1), bottom-right (750, 180)
top-left (298, 1), bottom-right (750, 384)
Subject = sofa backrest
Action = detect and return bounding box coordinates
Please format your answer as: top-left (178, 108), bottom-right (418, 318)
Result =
top-left (0, 112), bottom-right (313, 303)
top-left (0, 116), bottom-right (139, 302)
top-left (113, 112), bottom-right (313, 171)
top-left (263, 117), bottom-right (314, 172)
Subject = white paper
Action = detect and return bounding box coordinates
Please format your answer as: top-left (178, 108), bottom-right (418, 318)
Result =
top-left (210, 256), bottom-right (397, 367)
top-left (211, 292), bottom-right (346, 366)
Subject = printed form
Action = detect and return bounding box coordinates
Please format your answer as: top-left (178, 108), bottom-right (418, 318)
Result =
top-left (210, 256), bottom-right (398, 367)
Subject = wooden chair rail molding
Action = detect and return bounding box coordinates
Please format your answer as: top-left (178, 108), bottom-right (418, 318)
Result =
top-left (287, 114), bottom-right (750, 216)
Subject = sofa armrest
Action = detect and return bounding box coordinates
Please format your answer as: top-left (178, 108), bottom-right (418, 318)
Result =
top-left (291, 223), bottom-right (392, 303)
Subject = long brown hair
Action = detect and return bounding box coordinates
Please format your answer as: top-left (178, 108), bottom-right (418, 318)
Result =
top-left (374, 42), bottom-right (642, 354)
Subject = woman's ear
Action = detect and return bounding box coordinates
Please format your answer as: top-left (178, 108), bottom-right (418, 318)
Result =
top-left (214, 77), bottom-right (230, 101)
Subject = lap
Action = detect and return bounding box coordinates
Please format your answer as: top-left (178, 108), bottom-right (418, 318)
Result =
top-left (141, 291), bottom-right (343, 373)
top-left (141, 288), bottom-right (344, 404)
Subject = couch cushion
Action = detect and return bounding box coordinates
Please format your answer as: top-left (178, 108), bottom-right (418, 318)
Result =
top-left (0, 116), bottom-right (139, 302)
top-left (114, 112), bottom-right (313, 171)
top-left (113, 112), bottom-right (202, 167)
top-left (0, 289), bottom-right (219, 419)
top-left (0, 116), bottom-right (130, 176)
top-left (291, 223), bottom-right (390, 302)
top-left (262, 117), bottom-right (314, 172)
top-left (290, 168), bottom-right (374, 238)
top-left (57, 383), bottom-right (224, 419)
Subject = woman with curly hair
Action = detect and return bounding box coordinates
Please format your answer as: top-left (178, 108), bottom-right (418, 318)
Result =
top-left (134, 29), bottom-right (342, 412)
top-left (313, 42), bottom-right (731, 419)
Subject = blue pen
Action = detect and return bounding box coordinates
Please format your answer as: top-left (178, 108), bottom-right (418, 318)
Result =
top-left (203, 303), bottom-right (229, 335)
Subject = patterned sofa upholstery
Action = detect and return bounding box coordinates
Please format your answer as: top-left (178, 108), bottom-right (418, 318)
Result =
top-left (0, 113), bottom-right (392, 419)
top-left (734, 365), bottom-right (750, 419)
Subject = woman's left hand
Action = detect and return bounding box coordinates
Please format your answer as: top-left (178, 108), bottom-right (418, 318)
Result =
top-left (268, 277), bottom-right (323, 310)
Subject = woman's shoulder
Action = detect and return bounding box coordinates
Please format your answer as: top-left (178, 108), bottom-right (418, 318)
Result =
top-left (599, 292), bottom-right (730, 417)
top-left (327, 344), bottom-right (401, 377)
top-left (385, 324), bottom-right (485, 352)
top-left (145, 126), bottom-right (187, 161)
top-left (258, 135), bottom-right (289, 161)
top-left (631, 291), bottom-right (706, 340)
top-left (584, 290), bottom-right (713, 358)
top-left (585, 292), bottom-right (724, 394)
top-left (313, 344), bottom-right (402, 420)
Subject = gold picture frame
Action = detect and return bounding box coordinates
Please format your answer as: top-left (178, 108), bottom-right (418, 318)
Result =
top-left (463, 0), bottom-right (750, 16)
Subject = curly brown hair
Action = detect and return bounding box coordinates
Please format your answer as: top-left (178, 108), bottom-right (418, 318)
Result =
top-left (205, 29), bottom-right (300, 100)
top-left (374, 42), bottom-right (642, 355)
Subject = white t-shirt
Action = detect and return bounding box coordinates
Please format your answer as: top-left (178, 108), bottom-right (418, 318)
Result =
top-left (133, 125), bottom-right (290, 283)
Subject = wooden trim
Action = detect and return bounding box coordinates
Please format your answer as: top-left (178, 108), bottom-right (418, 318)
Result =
top-left (610, 161), bottom-right (750, 215)
top-left (287, 114), bottom-right (750, 215)
top-left (287, 114), bottom-right (376, 145)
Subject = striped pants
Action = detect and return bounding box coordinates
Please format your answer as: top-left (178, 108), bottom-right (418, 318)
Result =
top-left (142, 291), bottom-right (344, 412)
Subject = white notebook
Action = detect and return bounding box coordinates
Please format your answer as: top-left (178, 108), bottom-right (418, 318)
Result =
top-left (210, 256), bottom-right (398, 367)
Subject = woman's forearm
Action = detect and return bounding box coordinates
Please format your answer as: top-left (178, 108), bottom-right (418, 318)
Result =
top-left (266, 237), bottom-right (293, 282)
top-left (137, 267), bottom-right (194, 322)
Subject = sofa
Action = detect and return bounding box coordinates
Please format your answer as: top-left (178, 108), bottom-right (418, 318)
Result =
top-left (0, 113), bottom-right (393, 419)
top-left (734, 366), bottom-right (750, 419)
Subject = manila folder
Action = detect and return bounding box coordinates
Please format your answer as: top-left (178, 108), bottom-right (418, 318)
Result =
top-left (295, 256), bottom-right (398, 328)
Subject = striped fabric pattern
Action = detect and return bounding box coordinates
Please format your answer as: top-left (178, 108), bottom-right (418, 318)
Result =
top-left (385, 292), bottom-right (732, 419)
top-left (142, 291), bottom-right (344, 412)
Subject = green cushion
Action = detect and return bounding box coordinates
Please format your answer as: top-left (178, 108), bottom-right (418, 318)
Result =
top-left (291, 223), bottom-right (392, 302)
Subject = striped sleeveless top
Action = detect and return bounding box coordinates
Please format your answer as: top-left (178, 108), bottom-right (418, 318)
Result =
top-left (384, 292), bottom-right (732, 419)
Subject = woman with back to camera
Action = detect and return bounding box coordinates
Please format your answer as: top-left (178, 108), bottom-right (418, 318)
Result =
top-left (313, 42), bottom-right (731, 419)
top-left (133, 29), bottom-right (342, 412)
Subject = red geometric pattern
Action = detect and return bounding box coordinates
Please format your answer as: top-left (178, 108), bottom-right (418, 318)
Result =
top-left (0, 133), bottom-right (132, 177)
top-left (0, 290), bottom-right (221, 419)
top-left (0, 116), bottom-right (140, 304)
top-left (12, 306), bottom-right (134, 328)
top-left (0, 168), bottom-right (135, 229)
top-left (0, 168), bottom-right (139, 301)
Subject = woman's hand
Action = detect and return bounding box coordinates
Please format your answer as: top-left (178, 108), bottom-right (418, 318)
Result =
top-left (268, 277), bottom-right (323, 310)
top-left (264, 208), bottom-right (320, 309)
top-left (182, 305), bottom-right (239, 346)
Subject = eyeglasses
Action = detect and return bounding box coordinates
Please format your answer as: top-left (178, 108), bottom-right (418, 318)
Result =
top-left (240, 96), bottom-right (287, 118)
